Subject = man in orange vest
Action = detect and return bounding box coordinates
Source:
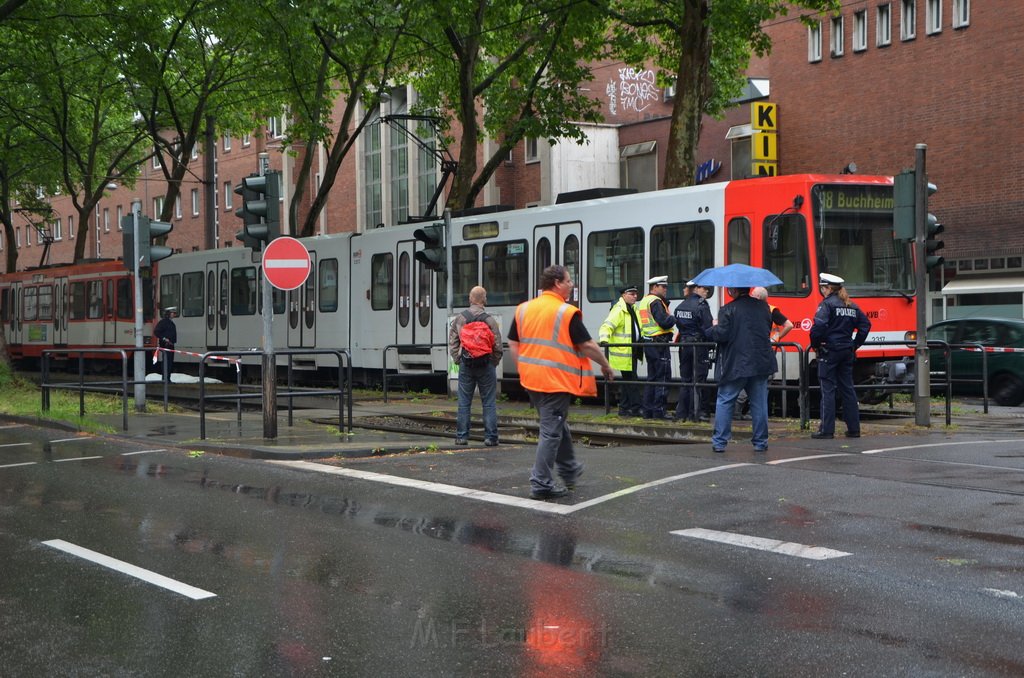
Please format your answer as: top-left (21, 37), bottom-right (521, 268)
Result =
top-left (508, 265), bottom-right (615, 500)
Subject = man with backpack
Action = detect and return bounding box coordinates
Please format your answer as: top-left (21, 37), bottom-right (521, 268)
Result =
top-left (448, 286), bottom-right (503, 446)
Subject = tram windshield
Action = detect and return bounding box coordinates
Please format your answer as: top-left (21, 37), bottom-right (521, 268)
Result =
top-left (811, 183), bottom-right (915, 296)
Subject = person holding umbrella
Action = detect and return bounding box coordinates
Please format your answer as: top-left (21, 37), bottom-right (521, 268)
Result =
top-left (810, 273), bottom-right (871, 439)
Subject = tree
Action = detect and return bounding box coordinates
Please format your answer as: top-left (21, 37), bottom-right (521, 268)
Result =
top-left (604, 0), bottom-right (837, 187)
top-left (406, 0), bottom-right (610, 210)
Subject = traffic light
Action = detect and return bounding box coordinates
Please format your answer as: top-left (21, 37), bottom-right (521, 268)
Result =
top-left (925, 213), bottom-right (945, 271)
top-left (234, 171), bottom-right (281, 250)
top-left (892, 169), bottom-right (916, 241)
top-left (121, 214), bottom-right (136, 270)
top-left (142, 217), bottom-right (174, 266)
top-left (413, 222), bottom-right (446, 272)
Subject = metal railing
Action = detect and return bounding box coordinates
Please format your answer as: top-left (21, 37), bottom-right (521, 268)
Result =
top-left (197, 348), bottom-right (352, 440)
top-left (40, 348), bottom-right (144, 431)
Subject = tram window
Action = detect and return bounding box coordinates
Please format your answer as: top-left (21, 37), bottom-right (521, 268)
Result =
top-left (319, 259), bottom-right (339, 312)
top-left (23, 287), bottom-right (38, 321)
top-left (587, 228), bottom-right (644, 303)
top-left (417, 262), bottom-right (430, 327)
top-left (371, 253), bottom-right (393, 311)
top-left (0, 288), bottom-right (7, 321)
top-left (535, 238), bottom-right (552, 290)
top-left (483, 240), bottom-right (528, 306)
top-left (116, 279), bottom-right (132, 319)
top-left (762, 214), bottom-right (810, 296)
top-left (87, 281), bottom-right (103, 319)
top-left (182, 272), bottom-right (204, 317)
top-left (159, 274), bottom-right (181, 314)
top-left (437, 245), bottom-right (478, 308)
top-left (564, 234), bottom-right (580, 305)
top-left (38, 285), bottom-right (53, 320)
top-left (70, 282), bottom-right (86, 320)
top-left (142, 276), bottom-right (155, 321)
top-left (651, 220), bottom-right (714, 301)
top-left (727, 218), bottom-right (751, 265)
top-left (231, 267), bottom-right (257, 316)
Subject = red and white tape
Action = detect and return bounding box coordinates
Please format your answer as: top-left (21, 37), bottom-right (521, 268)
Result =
top-left (153, 347), bottom-right (242, 371)
top-left (961, 346), bottom-right (1024, 354)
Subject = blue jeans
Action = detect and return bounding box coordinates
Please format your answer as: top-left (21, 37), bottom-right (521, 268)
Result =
top-left (712, 375), bottom-right (770, 451)
top-left (818, 348), bottom-right (859, 436)
top-left (456, 361), bottom-right (498, 442)
top-left (528, 391), bottom-right (582, 492)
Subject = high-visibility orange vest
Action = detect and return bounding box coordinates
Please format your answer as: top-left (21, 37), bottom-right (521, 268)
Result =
top-left (514, 290), bottom-right (597, 396)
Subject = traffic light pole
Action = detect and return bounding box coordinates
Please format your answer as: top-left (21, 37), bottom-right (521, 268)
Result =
top-left (132, 209), bottom-right (146, 412)
top-left (259, 155), bottom-right (277, 438)
top-left (913, 143), bottom-right (930, 427)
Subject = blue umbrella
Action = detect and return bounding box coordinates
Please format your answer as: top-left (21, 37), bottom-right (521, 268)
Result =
top-left (691, 263), bottom-right (783, 288)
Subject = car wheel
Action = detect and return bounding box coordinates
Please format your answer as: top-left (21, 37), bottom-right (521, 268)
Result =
top-left (990, 372), bottom-right (1024, 407)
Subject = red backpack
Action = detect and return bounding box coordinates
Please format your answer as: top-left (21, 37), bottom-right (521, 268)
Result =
top-left (459, 310), bottom-right (495, 367)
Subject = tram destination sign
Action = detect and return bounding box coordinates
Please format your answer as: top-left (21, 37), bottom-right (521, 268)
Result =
top-left (262, 236), bottom-right (311, 290)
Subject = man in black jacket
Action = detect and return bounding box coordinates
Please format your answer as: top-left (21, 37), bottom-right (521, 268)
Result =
top-left (153, 308), bottom-right (177, 382)
top-left (706, 288), bottom-right (775, 453)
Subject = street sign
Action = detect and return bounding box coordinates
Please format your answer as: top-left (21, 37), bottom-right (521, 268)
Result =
top-left (262, 236), bottom-right (311, 291)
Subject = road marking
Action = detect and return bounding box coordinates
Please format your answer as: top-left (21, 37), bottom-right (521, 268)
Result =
top-left (862, 440), bottom-right (1016, 455)
top-left (0, 462), bottom-right (37, 469)
top-left (42, 539), bottom-right (216, 600)
top-left (49, 437), bottom-right (90, 444)
top-left (121, 449), bottom-right (167, 456)
top-left (671, 528), bottom-right (851, 560)
top-left (767, 453), bottom-right (850, 465)
top-left (53, 456), bottom-right (103, 463)
top-left (0, 443), bottom-right (31, 449)
top-left (269, 460), bottom-right (750, 515)
top-left (0, 424), bottom-right (26, 430)
top-left (982, 588), bottom-right (1022, 601)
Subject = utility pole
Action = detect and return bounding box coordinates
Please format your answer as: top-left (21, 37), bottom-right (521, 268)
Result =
top-left (913, 144), bottom-right (930, 427)
top-left (258, 153), bottom-right (277, 438)
top-left (132, 208), bottom-right (145, 412)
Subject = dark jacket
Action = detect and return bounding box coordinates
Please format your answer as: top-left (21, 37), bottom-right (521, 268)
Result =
top-left (810, 294), bottom-right (871, 352)
top-left (674, 293), bottom-right (713, 341)
top-left (154, 317), bottom-right (177, 348)
top-left (706, 295), bottom-right (776, 381)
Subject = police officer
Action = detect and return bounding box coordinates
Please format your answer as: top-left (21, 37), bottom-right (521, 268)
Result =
top-left (153, 307), bottom-right (177, 382)
top-left (636, 275), bottom-right (676, 419)
top-left (810, 273), bottom-right (871, 439)
top-left (674, 280), bottom-right (714, 422)
top-left (599, 285), bottom-right (643, 417)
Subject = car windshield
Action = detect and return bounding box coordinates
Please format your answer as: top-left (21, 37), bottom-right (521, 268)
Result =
top-left (811, 183), bottom-right (915, 296)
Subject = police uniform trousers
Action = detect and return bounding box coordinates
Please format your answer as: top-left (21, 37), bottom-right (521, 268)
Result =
top-left (817, 347), bottom-right (860, 436)
top-left (676, 342), bottom-right (710, 420)
top-left (642, 339), bottom-right (671, 417)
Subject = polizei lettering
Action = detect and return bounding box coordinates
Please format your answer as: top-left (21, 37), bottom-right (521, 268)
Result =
top-left (834, 307), bottom-right (860, 317)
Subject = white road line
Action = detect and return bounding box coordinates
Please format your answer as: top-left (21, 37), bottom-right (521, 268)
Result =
top-left (121, 449), bottom-right (167, 456)
top-left (767, 453), bottom-right (850, 465)
top-left (982, 588), bottom-right (1022, 601)
top-left (268, 460), bottom-right (751, 515)
top-left (0, 443), bottom-right (31, 449)
top-left (42, 539), bottom-right (216, 600)
top-left (53, 456), bottom-right (103, 463)
top-left (49, 437), bottom-right (90, 444)
top-left (0, 462), bottom-right (37, 469)
top-left (0, 424), bottom-right (26, 430)
top-left (671, 528), bottom-right (851, 560)
top-left (862, 439), bottom-right (1017, 455)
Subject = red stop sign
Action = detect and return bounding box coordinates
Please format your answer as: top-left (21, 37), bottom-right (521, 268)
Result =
top-left (262, 237), bottom-right (311, 290)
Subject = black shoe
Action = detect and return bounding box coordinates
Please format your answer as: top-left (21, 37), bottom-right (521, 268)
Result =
top-left (484, 439), bottom-right (498, 446)
top-left (810, 432), bottom-right (834, 440)
top-left (530, 486), bottom-right (569, 500)
top-left (845, 431), bottom-right (861, 438)
top-left (561, 468), bottom-right (583, 490)
top-left (712, 447), bottom-right (726, 454)
top-left (454, 438), bottom-right (469, 446)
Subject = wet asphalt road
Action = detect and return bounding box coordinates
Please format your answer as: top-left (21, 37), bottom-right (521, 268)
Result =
top-left (2, 421), bottom-right (1024, 676)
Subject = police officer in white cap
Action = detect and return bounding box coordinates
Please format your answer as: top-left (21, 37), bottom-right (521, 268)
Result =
top-left (810, 273), bottom-right (871, 439)
top-left (636, 275), bottom-right (676, 419)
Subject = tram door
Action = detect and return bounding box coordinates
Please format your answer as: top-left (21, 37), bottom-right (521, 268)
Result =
top-left (532, 223), bottom-right (582, 304)
top-left (103, 279), bottom-right (115, 344)
top-left (54, 276), bottom-right (68, 346)
top-left (9, 281), bottom-right (22, 346)
top-left (287, 250), bottom-right (317, 348)
top-left (395, 242), bottom-right (416, 349)
top-left (205, 260), bottom-right (229, 348)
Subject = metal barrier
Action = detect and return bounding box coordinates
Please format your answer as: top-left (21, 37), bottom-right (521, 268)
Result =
top-left (197, 349), bottom-right (352, 440)
top-left (40, 348), bottom-right (147, 431)
top-left (381, 343), bottom-right (449, 403)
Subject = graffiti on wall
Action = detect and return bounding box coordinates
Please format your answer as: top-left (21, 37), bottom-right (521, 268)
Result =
top-left (609, 68), bottom-right (660, 115)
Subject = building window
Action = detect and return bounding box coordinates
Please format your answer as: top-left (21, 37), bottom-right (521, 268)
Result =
top-left (191, 189), bottom-right (200, 217)
top-left (54, 218), bottom-right (62, 240)
top-left (223, 134), bottom-right (231, 151)
top-left (926, 0), bottom-right (942, 34)
top-left (242, 133), bottom-right (251, 147)
top-left (154, 197), bottom-right (165, 219)
top-left (152, 149), bottom-right (160, 169)
top-left (103, 208), bottom-right (110, 232)
top-left (190, 144), bottom-right (198, 160)
top-left (224, 181), bottom-right (233, 211)
top-left (388, 88), bottom-right (409, 225)
top-left (417, 128), bottom-right (438, 217)
top-left (175, 195), bottom-right (182, 219)
top-left (525, 137), bottom-right (539, 163)
top-left (853, 10), bottom-right (868, 51)
top-left (952, 0), bottom-right (969, 28)
top-left (619, 141), bottom-right (657, 193)
top-left (68, 215), bottom-right (74, 239)
top-left (16, 226), bottom-right (21, 247)
top-left (363, 116), bottom-right (382, 229)
top-left (808, 21), bottom-right (822, 62)
top-left (901, 0), bottom-right (916, 40)
top-left (830, 15), bottom-right (844, 56)
top-left (117, 205), bottom-right (123, 231)
top-left (877, 3), bottom-right (892, 45)
top-left (268, 115), bottom-right (284, 138)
